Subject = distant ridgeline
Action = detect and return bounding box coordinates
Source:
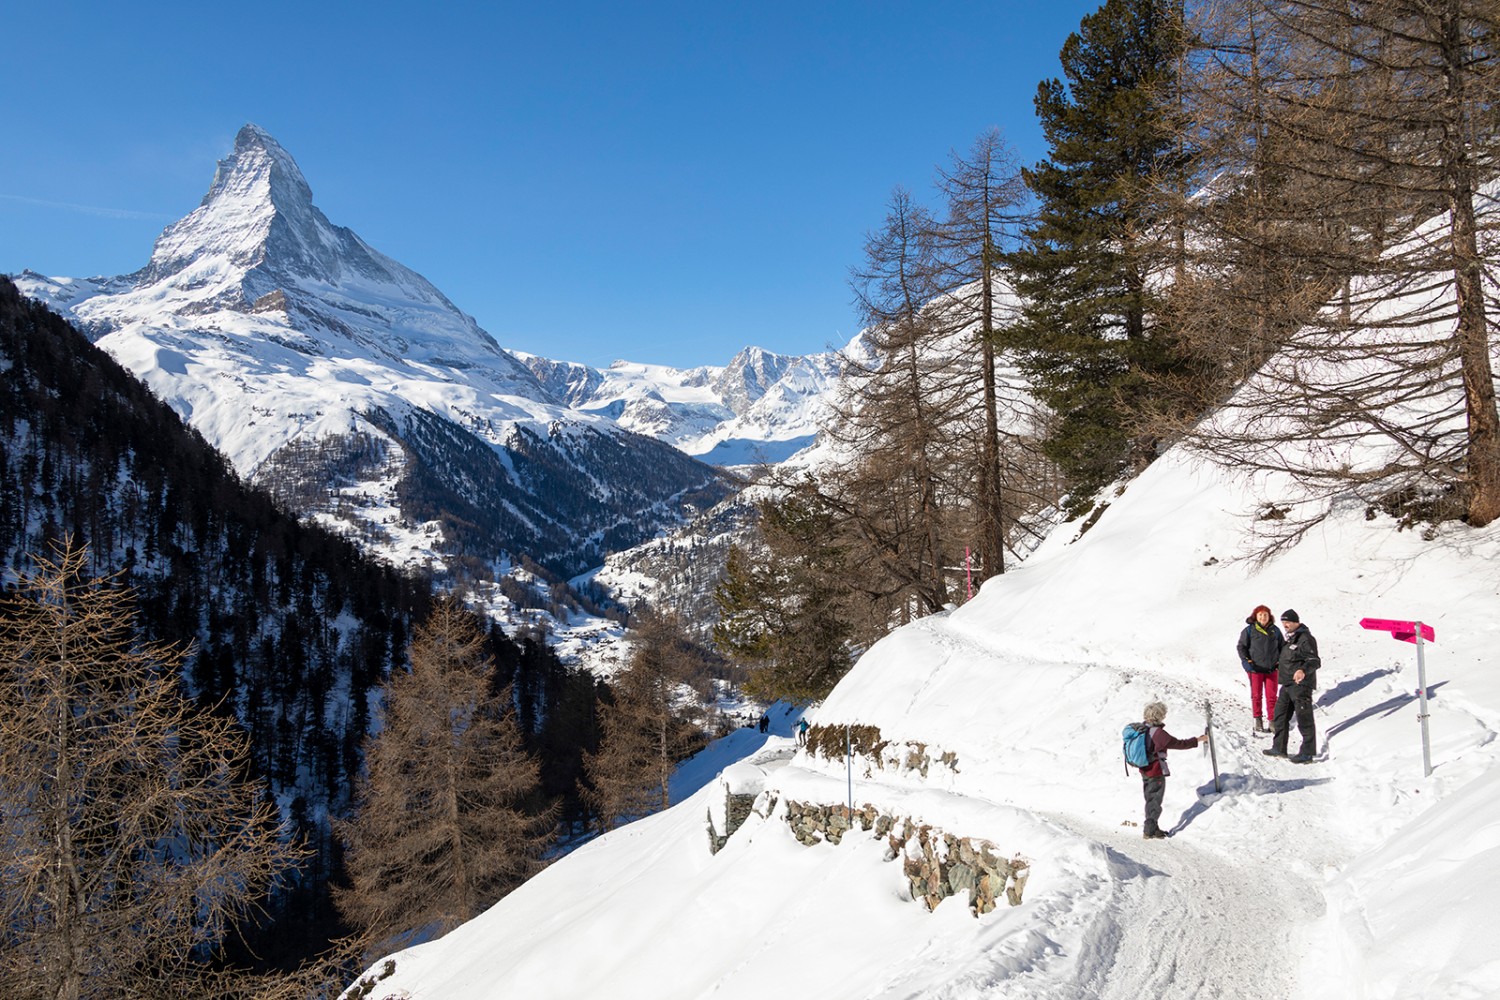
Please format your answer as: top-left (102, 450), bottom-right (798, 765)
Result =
top-left (0, 277), bottom-right (599, 962)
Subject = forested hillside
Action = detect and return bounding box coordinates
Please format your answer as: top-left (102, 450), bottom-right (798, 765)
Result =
top-left (0, 277), bottom-right (601, 961)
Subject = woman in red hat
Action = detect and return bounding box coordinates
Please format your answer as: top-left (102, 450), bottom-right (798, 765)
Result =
top-left (1236, 605), bottom-right (1283, 733)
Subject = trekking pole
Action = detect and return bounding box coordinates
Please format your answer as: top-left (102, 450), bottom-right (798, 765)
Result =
top-left (1204, 699), bottom-right (1221, 793)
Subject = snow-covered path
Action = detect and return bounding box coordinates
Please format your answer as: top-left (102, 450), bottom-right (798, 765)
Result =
top-left (795, 597), bottom-right (1499, 1000)
top-left (1044, 772), bottom-right (1326, 1000)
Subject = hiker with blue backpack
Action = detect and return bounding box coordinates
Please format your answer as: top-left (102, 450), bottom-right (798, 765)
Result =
top-left (1125, 701), bottom-right (1207, 839)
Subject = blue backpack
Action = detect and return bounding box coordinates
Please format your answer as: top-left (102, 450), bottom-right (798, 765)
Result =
top-left (1122, 722), bottom-right (1158, 774)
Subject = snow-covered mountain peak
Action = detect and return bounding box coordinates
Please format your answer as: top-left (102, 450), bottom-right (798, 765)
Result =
top-left (209, 122), bottom-right (313, 209)
top-left (14, 126), bottom-right (729, 583)
top-left (50, 123), bottom-right (542, 390)
top-left (143, 123), bottom-right (314, 289)
top-left (713, 346), bottom-right (797, 414)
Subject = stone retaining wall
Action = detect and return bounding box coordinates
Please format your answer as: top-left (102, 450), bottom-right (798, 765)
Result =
top-left (802, 724), bottom-right (960, 780)
top-left (782, 799), bottom-right (1030, 916)
top-left (707, 792), bottom-right (758, 854)
top-left (704, 728), bottom-right (1028, 917)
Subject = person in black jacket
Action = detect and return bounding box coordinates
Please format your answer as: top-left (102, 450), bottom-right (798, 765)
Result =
top-left (1264, 609), bottom-right (1320, 763)
top-left (1237, 604), bottom-right (1283, 733)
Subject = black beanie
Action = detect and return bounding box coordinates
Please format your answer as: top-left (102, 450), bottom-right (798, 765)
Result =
top-left (1281, 608), bottom-right (1300, 623)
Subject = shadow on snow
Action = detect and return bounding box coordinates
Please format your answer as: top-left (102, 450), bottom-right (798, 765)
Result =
top-left (1168, 771), bottom-right (1333, 835)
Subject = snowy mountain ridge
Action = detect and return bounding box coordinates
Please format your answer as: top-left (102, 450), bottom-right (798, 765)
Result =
top-left (13, 125), bottom-right (727, 590)
top-left (511, 343), bottom-right (841, 467)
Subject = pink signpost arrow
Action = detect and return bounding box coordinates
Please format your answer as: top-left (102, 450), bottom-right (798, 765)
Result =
top-left (1358, 618), bottom-right (1435, 644)
top-left (1360, 617), bottom-right (1437, 776)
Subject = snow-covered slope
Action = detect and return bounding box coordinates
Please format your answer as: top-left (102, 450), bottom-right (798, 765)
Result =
top-left (14, 124), bottom-right (725, 579)
top-left (360, 442), bottom-right (1500, 999)
top-left (514, 345), bottom-right (840, 466)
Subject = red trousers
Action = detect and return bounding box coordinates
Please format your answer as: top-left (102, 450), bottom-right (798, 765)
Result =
top-left (1248, 671), bottom-right (1279, 719)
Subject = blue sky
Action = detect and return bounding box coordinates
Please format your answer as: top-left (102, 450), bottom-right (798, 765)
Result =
top-left (3, 1), bottom-right (1100, 368)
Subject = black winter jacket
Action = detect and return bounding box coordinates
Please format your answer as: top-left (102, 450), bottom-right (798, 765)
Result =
top-left (1237, 619), bottom-right (1284, 673)
top-left (1277, 623), bottom-right (1320, 689)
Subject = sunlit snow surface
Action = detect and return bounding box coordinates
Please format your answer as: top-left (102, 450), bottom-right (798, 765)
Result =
top-left (364, 448), bottom-right (1500, 999)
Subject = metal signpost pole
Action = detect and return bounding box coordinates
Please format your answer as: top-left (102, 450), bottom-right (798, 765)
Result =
top-left (1359, 617), bottom-right (1437, 778)
top-left (846, 723), bottom-right (853, 815)
top-left (1416, 622), bottom-right (1432, 778)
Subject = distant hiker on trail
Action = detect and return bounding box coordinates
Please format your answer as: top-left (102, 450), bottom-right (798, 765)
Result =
top-left (797, 718), bottom-right (809, 746)
top-left (1265, 609), bottom-right (1320, 763)
top-left (1133, 701), bottom-right (1208, 840)
top-left (1237, 604), bottom-right (1284, 734)
top-left (758, 713), bottom-right (769, 734)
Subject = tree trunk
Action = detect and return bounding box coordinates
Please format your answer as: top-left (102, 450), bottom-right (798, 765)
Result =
top-left (444, 749), bottom-right (472, 925)
top-left (1440, 1), bottom-right (1500, 525)
top-left (979, 237), bottom-right (1005, 578)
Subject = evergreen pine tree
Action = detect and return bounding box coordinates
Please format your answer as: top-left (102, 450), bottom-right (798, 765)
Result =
top-left (712, 489), bottom-right (856, 703)
top-left (1008, 0), bottom-right (1194, 509)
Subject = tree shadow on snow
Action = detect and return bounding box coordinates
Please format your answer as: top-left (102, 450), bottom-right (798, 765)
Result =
top-left (1316, 666), bottom-right (1398, 708)
top-left (1103, 844), bottom-right (1167, 880)
top-left (1323, 681), bottom-right (1446, 740)
top-left (1167, 772), bottom-right (1332, 835)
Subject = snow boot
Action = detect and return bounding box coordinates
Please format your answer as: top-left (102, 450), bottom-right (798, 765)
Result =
top-left (1254, 717), bottom-right (1267, 734)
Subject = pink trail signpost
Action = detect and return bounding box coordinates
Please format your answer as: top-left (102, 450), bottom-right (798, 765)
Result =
top-left (1360, 617), bottom-right (1437, 777)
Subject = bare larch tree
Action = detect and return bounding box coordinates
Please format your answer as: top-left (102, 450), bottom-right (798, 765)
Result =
top-left (337, 598), bottom-right (553, 948)
top-left (0, 540), bottom-right (296, 1000)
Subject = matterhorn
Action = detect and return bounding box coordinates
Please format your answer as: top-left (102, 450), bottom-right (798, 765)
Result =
top-left (18, 124), bottom-right (728, 578)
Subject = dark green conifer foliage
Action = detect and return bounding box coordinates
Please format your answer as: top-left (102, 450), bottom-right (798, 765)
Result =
top-left (712, 488), bottom-right (855, 703)
top-left (0, 279), bottom-right (599, 961)
top-left (1009, 0), bottom-right (1195, 510)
